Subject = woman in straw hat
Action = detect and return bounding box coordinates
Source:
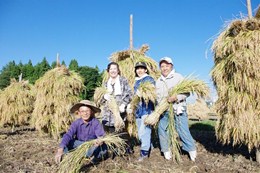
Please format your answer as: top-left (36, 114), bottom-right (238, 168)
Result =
top-left (132, 62), bottom-right (155, 161)
top-left (55, 100), bottom-right (107, 164)
top-left (157, 57), bottom-right (196, 161)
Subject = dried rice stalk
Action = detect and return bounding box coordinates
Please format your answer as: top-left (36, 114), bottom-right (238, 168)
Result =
top-left (144, 77), bottom-right (209, 126)
top-left (108, 96), bottom-right (125, 132)
top-left (59, 133), bottom-right (126, 173)
top-left (31, 66), bottom-right (84, 139)
top-left (93, 86), bottom-right (107, 107)
top-left (211, 18), bottom-right (260, 151)
top-left (0, 79), bottom-right (35, 130)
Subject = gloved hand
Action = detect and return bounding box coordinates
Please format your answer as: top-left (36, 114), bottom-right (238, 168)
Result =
top-left (104, 93), bottom-right (111, 101)
top-left (126, 104), bottom-right (133, 114)
top-left (119, 104), bottom-right (126, 113)
top-left (176, 106), bottom-right (184, 115)
top-left (136, 89), bottom-right (142, 97)
top-left (55, 148), bottom-right (64, 164)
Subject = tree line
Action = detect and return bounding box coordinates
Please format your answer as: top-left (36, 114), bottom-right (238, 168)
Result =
top-left (0, 57), bottom-right (103, 99)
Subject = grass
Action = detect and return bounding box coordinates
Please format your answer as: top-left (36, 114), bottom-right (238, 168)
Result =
top-left (189, 120), bottom-right (216, 131)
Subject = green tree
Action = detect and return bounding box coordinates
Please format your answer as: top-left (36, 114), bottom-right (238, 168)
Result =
top-left (22, 60), bottom-right (34, 82)
top-left (68, 59), bottom-right (79, 72)
top-left (31, 57), bottom-right (51, 84)
top-left (0, 61), bottom-right (21, 89)
top-left (78, 66), bottom-right (101, 99)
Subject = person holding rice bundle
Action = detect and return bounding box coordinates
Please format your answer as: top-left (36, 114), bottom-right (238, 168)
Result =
top-left (132, 62), bottom-right (155, 161)
top-left (101, 62), bottom-right (133, 132)
top-left (156, 57), bottom-right (197, 161)
top-left (55, 100), bottom-right (107, 164)
top-left (101, 62), bottom-right (133, 154)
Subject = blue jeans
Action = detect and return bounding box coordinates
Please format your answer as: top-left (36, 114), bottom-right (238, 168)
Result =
top-left (158, 111), bottom-right (196, 153)
top-left (136, 115), bottom-right (152, 151)
top-left (63, 139), bottom-right (108, 159)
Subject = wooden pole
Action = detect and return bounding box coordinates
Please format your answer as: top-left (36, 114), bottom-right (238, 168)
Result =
top-left (130, 14), bottom-right (133, 50)
top-left (56, 53), bottom-right (60, 67)
top-left (246, 0), bottom-right (253, 19)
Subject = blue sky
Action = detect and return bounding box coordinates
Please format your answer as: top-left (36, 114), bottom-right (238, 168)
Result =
top-left (0, 0), bottom-right (259, 99)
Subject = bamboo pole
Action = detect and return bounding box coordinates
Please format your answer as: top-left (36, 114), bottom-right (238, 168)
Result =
top-left (246, 0), bottom-right (253, 19)
top-left (56, 53), bottom-right (60, 67)
top-left (130, 14), bottom-right (133, 50)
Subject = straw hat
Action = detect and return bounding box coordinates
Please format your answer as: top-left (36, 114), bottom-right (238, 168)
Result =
top-left (70, 100), bottom-right (101, 114)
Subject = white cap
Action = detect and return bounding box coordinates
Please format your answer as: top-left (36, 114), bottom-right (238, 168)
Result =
top-left (159, 57), bottom-right (173, 65)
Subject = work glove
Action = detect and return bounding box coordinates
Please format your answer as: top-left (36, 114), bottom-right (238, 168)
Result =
top-left (119, 104), bottom-right (126, 113)
top-left (126, 104), bottom-right (133, 114)
top-left (55, 148), bottom-right (64, 164)
top-left (104, 93), bottom-right (111, 101)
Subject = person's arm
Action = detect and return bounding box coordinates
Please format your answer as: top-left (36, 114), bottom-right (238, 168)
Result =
top-left (55, 120), bottom-right (77, 163)
top-left (93, 119), bottom-right (106, 146)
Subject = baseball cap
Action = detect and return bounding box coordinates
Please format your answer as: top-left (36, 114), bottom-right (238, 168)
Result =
top-left (159, 57), bottom-right (173, 65)
top-left (135, 62), bottom-right (147, 69)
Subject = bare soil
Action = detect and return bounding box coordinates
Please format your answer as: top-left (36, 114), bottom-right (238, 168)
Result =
top-left (0, 126), bottom-right (259, 173)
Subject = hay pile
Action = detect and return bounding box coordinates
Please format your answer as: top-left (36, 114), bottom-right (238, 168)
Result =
top-left (187, 99), bottom-right (211, 120)
top-left (31, 66), bottom-right (84, 139)
top-left (211, 18), bottom-right (260, 151)
top-left (0, 79), bottom-right (35, 130)
top-left (103, 44), bottom-right (160, 89)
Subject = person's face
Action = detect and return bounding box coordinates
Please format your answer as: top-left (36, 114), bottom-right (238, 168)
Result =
top-left (136, 67), bottom-right (147, 77)
top-left (108, 64), bottom-right (119, 78)
top-left (78, 106), bottom-right (92, 122)
top-left (160, 62), bottom-right (173, 77)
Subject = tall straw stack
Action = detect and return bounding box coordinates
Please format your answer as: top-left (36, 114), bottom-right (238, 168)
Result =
top-left (31, 66), bottom-right (84, 139)
top-left (0, 79), bottom-right (35, 131)
top-left (211, 18), bottom-right (260, 154)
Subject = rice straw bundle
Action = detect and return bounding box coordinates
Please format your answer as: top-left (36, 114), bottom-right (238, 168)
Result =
top-left (144, 77), bottom-right (209, 126)
top-left (108, 96), bottom-right (125, 132)
top-left (168, 104), bottom-right (182, 162)
top-left (94, 86), bottom-right (125, 132)
top-left (31, 66), bottom-right (84, 139)
top-left (93, 86), bottom-right (107, 107)
top-left (211, 17), bottom-right (260, 153)
top-left (0, 79), bottom-right (35, 131)
top-left (59, 133), bottom-right (126, 173)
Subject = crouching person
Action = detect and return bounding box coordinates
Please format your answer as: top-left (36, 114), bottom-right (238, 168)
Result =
top-left (55, 100), bottom-right (107, 164)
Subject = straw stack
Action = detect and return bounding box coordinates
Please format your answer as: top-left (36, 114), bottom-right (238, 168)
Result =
top-left (31, 66), bottom-right (84, 139)
top-left (211, 17), bottom-right (260, 152)
top-left (0, 79), bottom-right (34, 131)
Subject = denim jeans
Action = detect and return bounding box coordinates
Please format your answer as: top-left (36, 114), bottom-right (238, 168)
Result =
top-left (136, 114), bottom-right (152, 151)
top-left (158, 111), bottom-right (196, 153)
top-left (63, 139), bottom-right (108, 159)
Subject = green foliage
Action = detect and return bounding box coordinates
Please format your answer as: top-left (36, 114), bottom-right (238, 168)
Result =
top-left (78, 66), bottom-right (101, 100)
top-left (31, 57), bottom-right (51, 84)
top-left (68, 59), bottom-right (79, 72)
top-left (0, 61), bottom-right (21, 89)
